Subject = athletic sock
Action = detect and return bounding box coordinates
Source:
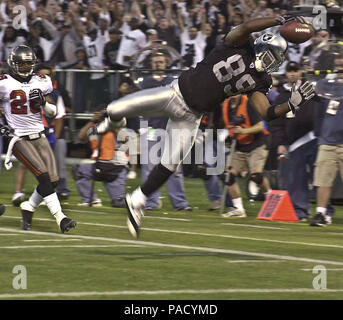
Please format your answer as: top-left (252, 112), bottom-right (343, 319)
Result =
top-left (130, 187), bottom-right (147, 208)
top-left (232, 197), bottom-right (244, 211)
top-left (317, 206), bottom-right (327, 215)
top-left (141, 163), bottom-right (174, 197)
top-left (43, 193), bottom-right (67, 225)
top-left (28, 187), bottom-right (43, 209)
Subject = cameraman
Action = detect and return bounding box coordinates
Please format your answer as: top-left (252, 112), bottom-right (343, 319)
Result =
top-left (221, 94), bottom-right (270, 218)
top-left (73, 108), bottom-right (128, 207)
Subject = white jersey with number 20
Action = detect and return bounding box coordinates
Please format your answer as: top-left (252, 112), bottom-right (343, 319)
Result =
top-left (0, 73), bottom-right (53, 137)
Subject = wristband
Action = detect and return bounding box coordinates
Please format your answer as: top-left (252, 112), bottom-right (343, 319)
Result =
top-left (43, 102), bottom-right (57, 117)
top-left (288, 101), bottom-right (297, 114)
top-left (266, 105), bottom-right (278, 120)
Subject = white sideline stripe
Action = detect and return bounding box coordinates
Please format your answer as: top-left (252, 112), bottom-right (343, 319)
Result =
top-left (66, 209), bottom-right (108, 215)
top-left (226, 260), bottom-right (284, 263)
top-left (144, 215), bottom-right (191, 222)
top-left (0, 244), bottom-right (144, 249)
top-left (144, 227), bottom-right (343, 250)
top-left (38, 209), bottom-right (191, 222)
top-left (0, 227), bottom-right (343, 266)
top-left (0, 233), bottom-right (20, 236)
top-left (221, 223), bottom-right (289, 230)
top-left (23, 239), bottom-right (82, 242)
top-left (2, 215), bottom-right (343, 251)
top-left (0, 155), bottom-right (94, 165)
top-left (1, 215), bottom-right (127, 229)
top-left (0, 288), bottom-right (343, 299)
top-left (301, 268), bottom-right (343, 271)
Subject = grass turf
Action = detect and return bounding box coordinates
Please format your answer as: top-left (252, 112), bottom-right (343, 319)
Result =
top-left (0, 162), bottom-right (343, 300)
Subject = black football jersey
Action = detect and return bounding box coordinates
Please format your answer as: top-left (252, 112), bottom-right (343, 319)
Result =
top-left (178, 38), bottom-right (272, 113)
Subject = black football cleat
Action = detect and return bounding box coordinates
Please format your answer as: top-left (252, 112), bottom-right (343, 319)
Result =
top-left (12, 193), bottom-right (25, 207)
top-left (310, 213), bottom-right (329, 227)
top-left (0, 204), bottom-right (5, 216)
top-left (21, 210), bottom-right (33, 231)
top-left (60, 217), bottom-right (77, 233)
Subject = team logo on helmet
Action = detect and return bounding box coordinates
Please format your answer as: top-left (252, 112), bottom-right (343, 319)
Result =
top-left (254, 33), bottom-right (288, 74)
top-left (261, 34), bottom-right (274, 42)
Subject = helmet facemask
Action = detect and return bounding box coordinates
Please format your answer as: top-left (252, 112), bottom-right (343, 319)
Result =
top-left (8, 45), bottom-right (37, 79)
top-left (254, 33), bottom-right (287, 74)
top-left (14, 60), bottom-right (36, 78)
top-left (255, 50), bottom-right (282, 74)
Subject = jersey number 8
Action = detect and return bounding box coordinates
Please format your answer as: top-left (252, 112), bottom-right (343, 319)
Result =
top-left (212, 54), bottom-right (256, 96)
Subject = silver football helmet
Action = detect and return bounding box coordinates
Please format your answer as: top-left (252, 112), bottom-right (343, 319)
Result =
top-left (7, 45), bottom-right (37, 78)
top-left (254, 33), bottom-right (288, 74)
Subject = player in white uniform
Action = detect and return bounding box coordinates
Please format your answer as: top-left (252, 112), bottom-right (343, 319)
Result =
top-left (0, 45), bottom-right (76, 233)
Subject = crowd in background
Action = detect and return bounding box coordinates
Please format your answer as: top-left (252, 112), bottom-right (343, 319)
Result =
top-left (0, 0), bottom-right (342, 110)
top-left (2, 0), bottom-right (343, 221)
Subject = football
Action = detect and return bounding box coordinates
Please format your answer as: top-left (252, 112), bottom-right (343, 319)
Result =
top-left (280, 20), bottom-right (315, 44)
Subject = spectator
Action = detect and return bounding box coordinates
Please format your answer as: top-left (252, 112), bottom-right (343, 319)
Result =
top-left (134, 29), bottom-right (173, 69)
top-left (303, 29), bottom-right (334, 72)
top-left (0, 24), bottom-right (26, 63)
top-left (98, 14), bottom-right (111, 40)
top-left (27, 18), bottom-right (58, 62)
top-left (139, 52), bottom-right (191, 211)
top-left (73, 109), bottom-right (128, 208)
top-left (38, 63), bottom-right (71, 200)
top-left (228, 8), bottom-right (245, 32)
top-left (43, 19), bottom-right (80, 68)
top-left (264, 77), bottom-right (282, 190)
top-left (86, 1), bottom-right (111, 29)
top-left (221, 94), bottom-right (271, 218)
top-left (145, 28), bottom-right (159, 47)
top-left (194, 112), bottom-right (234, 211)
top-left (251, 0), bottom-right (268, 18)
top-left (177, 6), bottom-right (207, 68)
top-left (46, 4), bottom-right (84, 68)
top-left (71, 46), bottom-right (90, 113)
top-left (108, 0), bottom-right (126, 28)
top-left (116, 17), bottom-right (147, 68)
top-left (146, 0), bottom-right (180, 52)
top-left (207, 0), bottom-right (225, 26)
top-left (204, 22), bottom-right (217, 56)
top-left (82, 25), bottom-right (110, 110)
top-left (271, 61), bottom-right (333, 221)
top-left (103, 28), bottom-right (125, 70)
top-left (25, 21), bottom-right (45, 62)
top-left (113, 76), bottom-right (140, 180)
top-left (213, 13), bottom-right (230, 44)
top-left (310, 54), bottom-right (343, 226)
top-left (103, 27), bottom-right (126, 101)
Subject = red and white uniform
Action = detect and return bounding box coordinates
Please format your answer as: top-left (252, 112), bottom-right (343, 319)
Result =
top-left (0, 73), bottom-right (53, 137)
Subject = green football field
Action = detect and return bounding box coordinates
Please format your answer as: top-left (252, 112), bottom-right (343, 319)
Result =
top-left (1, 162), bottom-right (343, 300)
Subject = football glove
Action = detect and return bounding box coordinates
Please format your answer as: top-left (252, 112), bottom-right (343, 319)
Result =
top-left (277, 15), bottom-right (306, 25)
top-left (29, 89), bottom-right (46, 111)
top-left (0, 124), bottom-right (14, 137)
top-left (288, 81), bottom-right (315, 114)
